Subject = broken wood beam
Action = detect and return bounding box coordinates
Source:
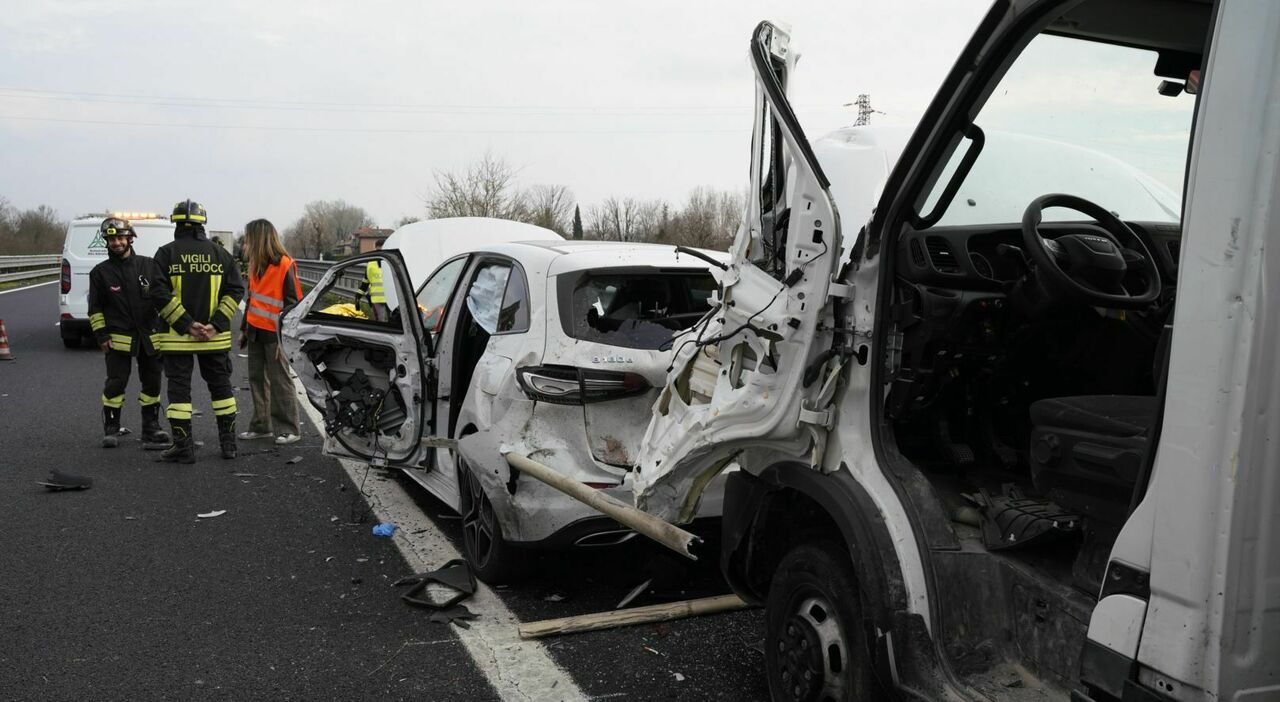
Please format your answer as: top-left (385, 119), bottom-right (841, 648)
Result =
top-left (518, 594), bottom-right (751, 639)
top-left (504, 451), bottom-right (700, 560)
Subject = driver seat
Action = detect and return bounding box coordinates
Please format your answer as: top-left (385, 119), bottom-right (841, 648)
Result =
top-left (1028, 325), bottom-right (1171, 528)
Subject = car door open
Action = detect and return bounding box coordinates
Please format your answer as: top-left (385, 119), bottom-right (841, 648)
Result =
top-left (634, 21), bottom-right (844, 523)
top-left (279, 251), bottom-right (431, 467)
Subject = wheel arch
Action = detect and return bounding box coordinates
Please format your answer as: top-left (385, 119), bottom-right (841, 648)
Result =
top-left (722, 462), bottom-right (910, 632)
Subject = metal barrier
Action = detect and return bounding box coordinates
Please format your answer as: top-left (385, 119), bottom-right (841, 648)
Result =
top-left (295, 258), bottom-right (366, 296)
top-left (0, 254), bottom-right (60, 284)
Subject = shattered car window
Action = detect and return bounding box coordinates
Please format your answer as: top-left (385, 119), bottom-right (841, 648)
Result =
top-left (466, 263), bottom-right (512, 335)
top-left (563, 271), bottom-right (717, 350)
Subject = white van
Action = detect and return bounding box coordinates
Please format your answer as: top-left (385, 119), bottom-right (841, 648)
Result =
top-left (636, 2), bottom-right (1280, 700)
top-left (58, 212), bottom-right (172, 348)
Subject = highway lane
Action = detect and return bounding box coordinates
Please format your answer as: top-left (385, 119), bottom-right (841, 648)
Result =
top-left (0, 282), bottom-right (768, 701)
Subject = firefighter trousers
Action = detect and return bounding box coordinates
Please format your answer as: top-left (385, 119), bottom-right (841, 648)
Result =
top-left (102, 349), bottom-right (163, 410)
top-left (163, 352), bottom-right (237, 423)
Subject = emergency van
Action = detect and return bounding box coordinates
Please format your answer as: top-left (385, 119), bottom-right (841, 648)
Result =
top-left (58, 212), bottom-right (170, 348)
top-left (635, 1), bottom-right (1280, 700)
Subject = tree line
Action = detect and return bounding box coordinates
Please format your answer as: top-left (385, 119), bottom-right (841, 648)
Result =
top-left (280, 154), bottom-right (744, 259)
top-left (0, 198), bottom-right (67, 255)
top-left (0, 154), bottom-right (743, 258)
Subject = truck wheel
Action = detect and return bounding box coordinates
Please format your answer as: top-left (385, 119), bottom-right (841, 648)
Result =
top-left (456, 457), bottom-right (523, 584)
top-left (765, 542), bottom-right (878, 701)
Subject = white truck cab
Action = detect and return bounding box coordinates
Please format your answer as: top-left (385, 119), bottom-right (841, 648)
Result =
top-left (637, 1), bottom-right (1278, 700)
top-left (58, 212), bottom-right (170, 348)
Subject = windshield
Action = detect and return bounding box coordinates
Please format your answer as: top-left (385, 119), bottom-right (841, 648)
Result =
top-left (925, 34), bottom-right (1196, 227)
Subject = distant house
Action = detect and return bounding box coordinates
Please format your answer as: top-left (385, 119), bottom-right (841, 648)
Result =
top-left (330, 227), bottom-right (392, 258)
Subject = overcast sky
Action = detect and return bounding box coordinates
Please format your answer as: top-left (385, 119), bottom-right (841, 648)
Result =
top-left (0, 1), bottom-right (992, 233)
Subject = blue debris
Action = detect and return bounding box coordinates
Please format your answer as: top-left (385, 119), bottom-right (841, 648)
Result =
top-left (372, 522), bottom-right (398, 537)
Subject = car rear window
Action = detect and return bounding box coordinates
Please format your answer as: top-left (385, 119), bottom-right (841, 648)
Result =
top-left (559, 270), bottom-right (717, 350)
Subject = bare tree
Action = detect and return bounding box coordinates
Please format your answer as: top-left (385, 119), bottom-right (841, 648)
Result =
top-left (425, 153), bottom-right (529, 221)
top-left (666, 186), bottom-right (743, 250)
top-left (0, 202), bottom-right (67, 255)
top-left (283, 199), bottom-right (375, 259)
top-left (586, 197), bottom-right (666, 242)
top-left (524, 184), bottom-right (574, 236)
top-left (394, 215), bottom-right (421, 228)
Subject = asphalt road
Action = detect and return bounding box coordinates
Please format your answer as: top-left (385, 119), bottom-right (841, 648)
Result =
top-left (0, 281), bottom-right (768, 702)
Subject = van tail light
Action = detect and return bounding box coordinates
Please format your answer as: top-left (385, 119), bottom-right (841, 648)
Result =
top-left (60, 258), bottom-right (72, 293)
top-left (516, 365), bottom-right (650, 405)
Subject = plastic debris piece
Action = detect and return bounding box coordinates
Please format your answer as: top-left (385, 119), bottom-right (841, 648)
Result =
top-left (37, 470), bottom-right (94, 491)
top-left (616, 578), bottom-right (653, 610)
top-left (674, 673), bottom-right (685, 682)
top-left (232, 472), bottom-right (258, 477)
top-left (544, 593), bottom-right (567, 603)
top-left (197, 510), bottom-right (227, 519)
top-left (329, 516), bottom-right (340, 523)
top-left (396, 559), bottom-right (477, 612)
top-left (372, 523), bottom-right (398, 537)
top-left (428, 604), bottom-right (479, 627)
top-left (117, 427), bottom-right (131, 435)
top-left (325, 556), bottom-right (334, 562)
top-left (643, 645), bottom-right (662, 656)
top-left (286, 456), bottom-right (303, 465)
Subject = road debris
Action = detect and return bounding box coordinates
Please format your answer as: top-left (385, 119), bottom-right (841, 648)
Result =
top-left (518, 594), bottom-right (752, 639)
top-left (196, 510), bottom-right (227, 519)
top-left (544, 593), bottom-right (567, 603)
top-left (37, 470), bottom-right (93, 491)
top-left (286, 455), bottom-right (303, 465)
top-left (616, 578), bottom-right (653, 609)
top-left (674, 673), bottom-right (685, 682)
top-left (372, 522), bottom-right (397, 537)
top-left (395, 559), bottom-right (479, 627)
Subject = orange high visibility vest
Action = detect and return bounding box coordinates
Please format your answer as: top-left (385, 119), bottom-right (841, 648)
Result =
top-left (246, 255), bottom-right (302, 333)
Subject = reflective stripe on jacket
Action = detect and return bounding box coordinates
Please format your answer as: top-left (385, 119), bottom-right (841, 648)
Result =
top-left (247, 255), bottom-right (302, 333)
top-left (365, 261), bottom-right (385, 303)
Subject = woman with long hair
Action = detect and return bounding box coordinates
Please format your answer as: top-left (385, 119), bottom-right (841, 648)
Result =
top-left (238, 219), bottom-right (303, 444)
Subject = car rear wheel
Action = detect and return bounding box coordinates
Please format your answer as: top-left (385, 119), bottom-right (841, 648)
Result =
top-left (765, 542), bottom-right (879, 702)
top-left (456, 457), bottom-right (523, 584)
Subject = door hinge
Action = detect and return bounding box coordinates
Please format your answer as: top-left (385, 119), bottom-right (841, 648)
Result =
top-left (798, 405), bottom-right (834, 429)
top-left (421, 436), bottom-right (458, 449)
top-left (828, 281), bottom-right (854, 299)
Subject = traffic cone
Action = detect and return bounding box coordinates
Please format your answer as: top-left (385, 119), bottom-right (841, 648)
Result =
top-left (0, 319), bottom-right (12, 361)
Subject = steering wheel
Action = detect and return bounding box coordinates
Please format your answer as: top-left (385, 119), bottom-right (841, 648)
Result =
top-left (1021, 194), bottom-right (1161, 309)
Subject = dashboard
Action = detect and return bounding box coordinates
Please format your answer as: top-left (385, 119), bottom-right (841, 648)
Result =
top-left (896, 221), bottom-right (1182, 290)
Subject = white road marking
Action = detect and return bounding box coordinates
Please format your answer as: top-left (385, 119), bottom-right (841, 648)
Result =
top-left (0, 280), bottom-right (57, 296)
top-left (291, 379), bottom-right (588, 702)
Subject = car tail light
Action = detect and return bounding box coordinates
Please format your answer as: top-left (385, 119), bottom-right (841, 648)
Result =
top-left (516, 365), bottom-right (650, 405)
top-left (60, 258), bottom-right (71, 293)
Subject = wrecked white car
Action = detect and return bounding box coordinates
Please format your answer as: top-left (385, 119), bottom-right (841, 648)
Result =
top-left (280, 238), bottom-right (726, 582)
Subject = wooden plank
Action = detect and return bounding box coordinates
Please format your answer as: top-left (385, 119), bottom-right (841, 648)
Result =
top-left (518, 594), bottom-right (752, 639)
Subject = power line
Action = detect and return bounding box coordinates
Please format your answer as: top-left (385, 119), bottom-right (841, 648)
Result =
top-left (0, 86), bottom-right (851, 117)
top-left (0, 113), bottom-right (749, 135)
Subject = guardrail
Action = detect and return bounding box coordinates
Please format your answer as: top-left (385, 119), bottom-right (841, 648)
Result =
top-left (295, 258), bottom-right (368, 296)
top-left (0, 254), bottom-right (60, 284)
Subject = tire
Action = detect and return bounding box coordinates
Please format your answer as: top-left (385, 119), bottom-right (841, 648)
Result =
top-left (765, 542), bottom-right (879, 702)
top-left (456, 456), bottom-right (524, 584)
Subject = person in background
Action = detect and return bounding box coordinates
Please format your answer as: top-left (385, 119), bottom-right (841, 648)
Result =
top-left (87, 217), bottom-right (183, 450)
top-left (363, 239), bottom-right (387, 321)
top-left (154, 199), bottom-right (244, 462)
top-left (238, 219), bottom-right (303, 445)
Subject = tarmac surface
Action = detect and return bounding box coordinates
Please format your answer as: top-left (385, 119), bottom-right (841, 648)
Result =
top-left (0, 281), bottom-right (769, 701)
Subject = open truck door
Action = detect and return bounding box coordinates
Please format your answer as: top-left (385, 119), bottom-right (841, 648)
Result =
top-left (279, 251), bottom-right (433, 468)
top-left (635, 21), bottom-right (846, 523)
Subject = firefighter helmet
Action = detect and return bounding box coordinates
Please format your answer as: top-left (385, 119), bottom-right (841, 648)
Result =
top-left (170, 199), bottom-right (208, 224)
top-left (99, 217), bottom-right (135, 239)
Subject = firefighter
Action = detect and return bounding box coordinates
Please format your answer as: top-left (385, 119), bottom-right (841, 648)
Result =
top-left (153, 199), bottom-right (245, 462)
top-left (87, 217), bottom-right (184, 449)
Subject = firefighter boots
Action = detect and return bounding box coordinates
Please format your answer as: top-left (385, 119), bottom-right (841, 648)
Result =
top-left (140, 404), bottom-right (171, 450)
top-left (160, 419), bottom-right (196, 464)
top-left (217, 414), bottom-right (237, 460)
top-left (101, 406), bottom-right (121, 448)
